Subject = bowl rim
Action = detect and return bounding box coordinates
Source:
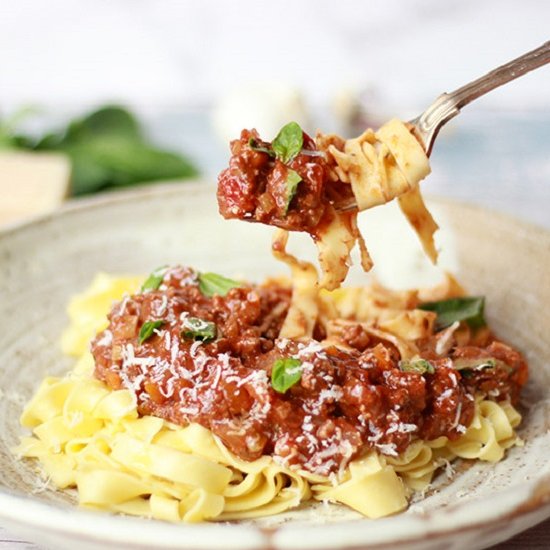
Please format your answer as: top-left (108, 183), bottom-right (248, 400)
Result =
top-left (1, 182), bottom-right (550, 549)
top-left (0, 475), bottom-right (548, 550)
top-left (1, 179), bottom-right (548, 238)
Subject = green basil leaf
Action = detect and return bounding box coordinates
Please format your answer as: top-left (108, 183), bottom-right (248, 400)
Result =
top-left (248, 138), bottom-right (275, 157)
top-left (141, 266), bottom-right (168, 292)
top-left (452, 357), bottom-right (496, 371)
top-left (0, 106), bottom-right (39, 150)
top-left (453, 357), bottom-right (511, 378)
top-left (63, 106), bottom-right (142, 143)
top-left (33, 105), bottom-right (199, 196)
top-left (272, 122), bottom-right (303, 164)
top-left (198, 272), bottom-right (241, 297)
top-left (399, 358), bottom-right (435, 375)
top-left (181, 317), bottom-right (217, 342)
top-left (271, 357), bottom-right (302, 393)
top-left (0, 104), bottom-right (199, 194)
top-left (419, 296), bottom-right (486, 331)
top-left (65, 138), bottom-right (198, 196)
top-left (284, 169), bottom-right (302, 214)
top-left (138, 320), bottom-right (164, 344)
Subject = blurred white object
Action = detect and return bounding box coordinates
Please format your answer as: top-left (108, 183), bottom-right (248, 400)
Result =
top-left (331, 86), bottom-right (364, 131)
top-left (356, 200), bottom-right (457, 290)
top-left (212, 83), bottom-right (309, 143)
top-left (0, 151), bottom-right (70, 226)
top-left (330, 86), bottom-right (389, 136)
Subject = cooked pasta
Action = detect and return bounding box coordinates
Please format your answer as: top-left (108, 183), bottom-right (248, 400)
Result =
top-left (319, 118), bottom-right (436, 264)
top-left (316, 119), bottom-right (438, 287)
top-left (218, 119), bottom-right (436, 290)
top-left (15, 272), bottom-right (526, 522)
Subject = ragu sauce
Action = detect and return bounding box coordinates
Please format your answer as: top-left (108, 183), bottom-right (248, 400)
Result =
top-left (217, 124), bottom-right (355, 234)
top-left (91, 266), bottom-right (528, 476)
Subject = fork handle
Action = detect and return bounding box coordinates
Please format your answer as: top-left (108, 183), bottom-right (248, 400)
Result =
top-left (413, 40), bottom-right (550, 154)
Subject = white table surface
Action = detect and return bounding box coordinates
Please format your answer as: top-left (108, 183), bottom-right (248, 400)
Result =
top-left (1, 109), bottom-right (548, 549)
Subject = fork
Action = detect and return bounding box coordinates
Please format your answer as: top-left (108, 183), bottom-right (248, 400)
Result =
top-left (338, 40), bottom-right (550, 212)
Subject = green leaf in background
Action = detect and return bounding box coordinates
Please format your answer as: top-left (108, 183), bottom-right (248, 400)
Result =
top-left (1, 105), bottom-right (199, 196)
top-left (139, 320), bottom-right (165, 344)
top-left (33, 106), bottom-right (142, 150)
top-left (272, 121), bottom-right (303, 164)
top-left (198, 272), bottom-right (242, 297)
top-left (0, 106), bottom-right (40, 149)
top-left (66, 106), bottom-right (141, 142)
top-left (284, 169), bottom-right (302, 213)
top-left (271, 357), bottom-right (303, 393)
top-left (63, 137), bottom-right (198, 195)
top-left (419, 296), bottom-right (486, 331)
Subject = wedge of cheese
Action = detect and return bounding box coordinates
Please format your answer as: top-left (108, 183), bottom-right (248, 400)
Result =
top-left (0, 151), bottom-right (71, 227)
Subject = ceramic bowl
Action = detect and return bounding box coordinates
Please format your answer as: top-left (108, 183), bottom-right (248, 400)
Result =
top-left (0, 182), bottom-right (549, 550)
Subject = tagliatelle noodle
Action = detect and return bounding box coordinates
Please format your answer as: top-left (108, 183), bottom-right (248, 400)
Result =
top-left (272, 229), bottom-right (319, 339)
top-left (310, 118), bottom-right (436, 288)
top-left (14, 274), bottom-right (524, 522)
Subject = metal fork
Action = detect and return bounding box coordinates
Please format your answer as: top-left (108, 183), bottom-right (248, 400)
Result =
top-left (338, 40), bottom-right (550, 212)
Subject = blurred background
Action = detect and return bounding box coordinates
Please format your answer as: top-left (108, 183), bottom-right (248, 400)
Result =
top-left (0, 5), bottom-right (548, 547)
top-left (0, 0), bottom-right (549, 227)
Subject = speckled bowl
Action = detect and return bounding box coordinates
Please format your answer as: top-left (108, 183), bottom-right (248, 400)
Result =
top-left (0, 182), bottom-right (549, 550)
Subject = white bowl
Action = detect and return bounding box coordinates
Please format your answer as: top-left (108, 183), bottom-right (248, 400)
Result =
top-left (1, 182), bottom-right (549, 550)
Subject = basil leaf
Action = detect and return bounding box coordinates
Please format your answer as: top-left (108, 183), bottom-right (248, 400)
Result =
top-left (248, 138), bottom-right (275, 157)
top-left (65, 138), bottom-right (198, 196)
top-left (181, 317), bottom-right (217, 342)
top-left (453, 357), bottom-right (511, 378)
top-left (141, 266), bottom-right (168, 292)
top-left (272, 122), bottom-right (303, 164)
top-left (0, 106), bottom-right (39, 150)
top-left (454, 356), bottom-right (512, 373)
top-left (0, 105), bottom-right (199, 195)
top-left (139, 320), bottom-right (164, 344)
top-left (198, 272), bottom-right (241, 297)
top-left (284, 169), bottom-right (302, 213)
top-left (62, 106), bottom-right (141, 143)
top-left (419, 296), bottom-right (486, 331)
top-left (33, 106), bottom-right (198, 196)
top-left (271, 358), bottom-right (302, 393)
top-left (453, 357), bottom-right (496, 371)
top-left (399, 358), bottom-right (435, 375)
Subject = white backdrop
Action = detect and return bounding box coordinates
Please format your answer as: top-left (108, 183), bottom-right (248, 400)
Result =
top-left (1, 0), bottom-right (549, 113)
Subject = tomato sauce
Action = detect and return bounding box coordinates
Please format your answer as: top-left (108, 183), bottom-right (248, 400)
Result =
top-left (91, 266), bottom-right (527, 476)
top-left (217, 129), bottom-right (353, 233)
